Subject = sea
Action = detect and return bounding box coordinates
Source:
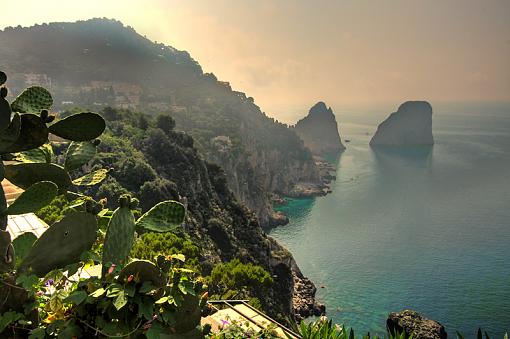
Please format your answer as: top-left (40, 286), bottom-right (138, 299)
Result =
top-left (270, 102), bottom-right (510, 337)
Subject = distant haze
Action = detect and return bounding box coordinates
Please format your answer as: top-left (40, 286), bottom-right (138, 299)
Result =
top-left (2, 0), bottom-right (510, 120)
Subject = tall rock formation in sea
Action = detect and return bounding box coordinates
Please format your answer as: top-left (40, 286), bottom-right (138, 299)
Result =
top-left (370, 101), bottom-right (434, 146)
top-left (294, 102), bottom-right (346, 154)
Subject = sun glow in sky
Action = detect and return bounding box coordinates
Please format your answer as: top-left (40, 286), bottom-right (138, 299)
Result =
top-left (2, 0), bottom-right (510, 119)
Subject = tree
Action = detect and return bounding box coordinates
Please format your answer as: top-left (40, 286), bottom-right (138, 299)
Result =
top-left (156, 113), bottom-right (176, 134)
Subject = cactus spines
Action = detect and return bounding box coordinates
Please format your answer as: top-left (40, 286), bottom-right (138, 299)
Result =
top-left (0, 113), bottom-right (21, 153)
top-left (0, 71), bottom-right (6, 86)
top-left (4, 162), bottom-right (72, 193)
top-left (5, 181), bottom-right (58, 216)
top-left (3, 113), bottom-right (49, 153)
top-left (64, 141), bottom-right (97, 171)
top-left (117, 260), bottom-right (165, 287)
top-left (136, 200), bottom-right (185, 233)
top-left (0, 230), bottom-right (14, 272)
top-left (72, 168), bottom-right (109, 186)
top-left (48, 112), bottom-right (106, 141)
top-left (19, 212), bottom-right (98, 277)
top-left (11, 86), bottom-right (53, 114)
top-left (102, 198), bottom-right (136, 276)
top-left (14, 143), bottom-right (53, 163)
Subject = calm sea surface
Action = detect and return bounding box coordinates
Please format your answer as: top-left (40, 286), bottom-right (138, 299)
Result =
top-left (270, 102), bottom-right (510, 337)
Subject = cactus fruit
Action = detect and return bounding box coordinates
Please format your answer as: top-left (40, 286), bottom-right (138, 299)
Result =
top-left (11, 86), bottom-right (53, 114)
top-left (0, 230), bottom-right (14, 272)
top-left (48, 112), bottom-right (106, 141)
top-left (19, 211), bottom-right (98, 277)
top-left (4, 162), bottom-right (72, 193)
top-left (117, 260), bottom-right (165, 287)
top-left (12, 232), bottom-right (37, 266)
top-left (136, 200), bottom-right (185, 233)
top-left (0, 113), bottom-right (21, 153)
top-left (72, 168), bottom-right (109, 186)
top-left (101, 197), bottom-right (136, 276)
top-left (3, 113), bottom-right (49, 153)
top-left (64, 141), bottom-right (97, 171)
top-left (5, 181), bottom-right (58, 215)
top-left (0, 71), bottom-right (6, 85)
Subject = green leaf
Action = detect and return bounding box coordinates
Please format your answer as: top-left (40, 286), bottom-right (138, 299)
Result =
top-left (90, 288), bottom-right (105, 298)
top-left (113, 290), bottom-right (127, 310)
top-left (6, 181), bottom-right (58, 215)
top-left (106, 284), bottom-right (123, 298)
top-left (15, 273), bottom-right (40, 291)
top-left (48, 112), bottom-right (105, 141)
top-left (155, 296), bottom-right (169, 304)
top-left (63, 290), bottom-right (88, 305)
top-left (139, 281), bottom-right (155, 294)
top-left (72, 168), bottom-right (109, 186)
top-left (0, 311), bottom-right (23, 332)
top-left (138, 299), bottom-right (154, 320)
top-left (28, 327), bottom-right (47, 339)
top-left (12, 232), bottom-right (37, 265)
top-left (145, 322), bottom-right (163, 339)
top-left (124, 283), bottom-right (136, 297)
top-left (135, 200), bottom-right (186, 233)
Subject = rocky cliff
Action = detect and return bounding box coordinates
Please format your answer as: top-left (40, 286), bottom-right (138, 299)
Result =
top-left (0, 18), bottom-right (323, 227)
top-left (387, 310), bottom-right (447, 339)
top-left (370, 101), bottom-right (434, 146)
top-left (294, 102), bottom-right (346, 154)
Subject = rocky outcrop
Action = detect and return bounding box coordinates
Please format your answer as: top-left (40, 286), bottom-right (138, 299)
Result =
top-left (370, 101), bottom-right (434, 146)
top-left (294, 102), bottom-right (346, 154)
top-left (387, 310), bottom-right (447, 339)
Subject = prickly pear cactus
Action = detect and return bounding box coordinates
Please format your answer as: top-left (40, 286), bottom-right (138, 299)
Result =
top-left (3, 113), bottom-right (49, 153)
top-left (102, 195), bottom-right (136, 276)
top-left (11, 86), bottom-right (53, 114)
top-left (117, 259), bottom-right (165, 287)
top-left (173, 293), bottom-right (202, 334)
top-left (48, 112), bottom-right (106, 141)
top-left (4, 162), bottom-right (72, 193)
top-left (72, 168), bottom-right (109, 186)
top-left (5, 181), bottom-right (58, 215)
top-left (136, 200), bottom-right (185, 233)
top-left (0, 71), bottom-right (6, 85)
top-left (19, 211), bottom-right (98, 277)
top-left (0, 230), bottom-right (14, 273)
top-left (0, 84), bottom-right (12, 131)
top-left (12, 232), bottom-right (37, 266)
top-left (0, 113), bottom-right (20, 153)
top-left (64, 140), bottom-right (97, 171)
top-left (14, 143), bottom-right (53, 163)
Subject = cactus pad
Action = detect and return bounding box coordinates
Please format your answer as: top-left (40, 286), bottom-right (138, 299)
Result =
top-left (4, 163), bottom-right (72, 193)
top-left (136, 200), bottom-right (185, 233)
top-left (173, 293), bottom-right (202, 333)
top-left (19, 211), bottom-right (98, 277)
top-left (0, 71), bottom-right (6, 85)
top-left (72, 168), bottom-right (109, 186)
top-left (48, 112), bottom-right (105, 141)
top-left (3, 113), bottom-right (49, 153)
top-left (102, 205), bottom-right (136, 275)
top-left (5, 181), bottom-right (58, 215)
top-left (0, 97), bottom-right (12, 131)
top-left (14, 143), bottom-right (53, 163)
top-left (12, 232), bottom-right (37, 266)
top-left (64, 141), bottom-right (97, 171)
top-left (0, 113), bottom-right (21, 153)
top-left (117, 260), bottom-right (165, 287)
top-left (0, 230), bottom-right (14, 272)
top-left (11, 86), bottom-right (53, 113)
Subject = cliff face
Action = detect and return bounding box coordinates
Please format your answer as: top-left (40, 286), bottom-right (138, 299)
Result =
top-left (294, 102), bottom-right (345, 154)
top-left (0, 19), bottom-right (322, 227)
top-left (370, 101), bottom-right (434, 146)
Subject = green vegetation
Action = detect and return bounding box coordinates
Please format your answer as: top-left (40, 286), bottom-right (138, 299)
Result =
top-left (0, 73), bottom-right (206, 338)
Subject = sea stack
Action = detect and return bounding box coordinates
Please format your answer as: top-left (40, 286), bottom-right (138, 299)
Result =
top-left (370, 101), bottom-right (434, 146)
top-left (294, 102), bottom-right (345, 154)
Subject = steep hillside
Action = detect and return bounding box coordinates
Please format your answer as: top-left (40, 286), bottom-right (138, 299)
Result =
top-left (0, 18), bottom-right (321, 226)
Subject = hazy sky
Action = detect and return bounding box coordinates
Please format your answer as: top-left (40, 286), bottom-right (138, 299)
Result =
top-left (2, 0), bottom-right (510, 119)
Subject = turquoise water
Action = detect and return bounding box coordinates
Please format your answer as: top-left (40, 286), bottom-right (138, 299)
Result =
top-left (270, 103), bottom-right (510, 337)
